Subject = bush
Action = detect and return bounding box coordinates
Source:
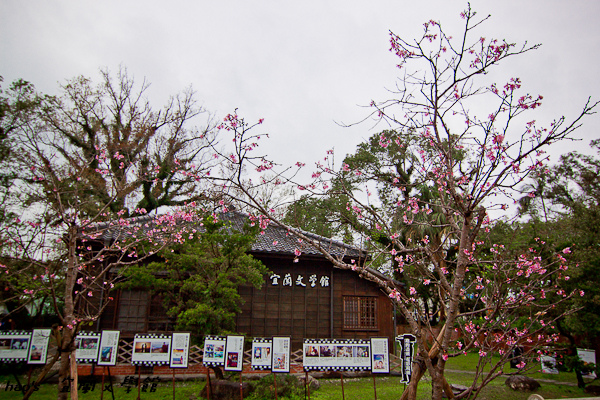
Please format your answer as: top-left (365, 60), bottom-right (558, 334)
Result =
top-left (247, 374), bottom-right (306, 400)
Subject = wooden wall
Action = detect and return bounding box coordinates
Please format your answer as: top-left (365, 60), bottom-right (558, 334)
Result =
top-left (236, 254), bottom-right (394, 349)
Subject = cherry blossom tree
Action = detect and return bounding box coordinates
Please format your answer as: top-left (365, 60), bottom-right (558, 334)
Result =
top-left (209, 6), bottom-right (597, 400)
top-left (0, 74), bottom-right (214, 399)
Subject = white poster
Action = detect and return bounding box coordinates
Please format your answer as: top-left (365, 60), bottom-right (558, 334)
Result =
top-left (0, 331), bottom-right (32, 362)
top-left (170, 332), bottom-right (190, 368)
top-left (97, 330), bottom-right (120, 366)
top-left (27, 329), bottom-right (51, 365)
top-left (303, 339), bottom-right (371, 371)
top-left (541, 355), bottom-right (559, 374)
top-left (224, 335), bottom-right (245, 372)
top-left (74, 332), bottom-right (101, 363)
top-left (202, 336), bottom-right (226, 366)
top-left (251, 338), bottom-right (272, 370)
top-left (272, 337), bottom-right (290, 373)
top-left (578, 348), bottom-right (597, 379)
top-left (132, 334), bottom-right (171, 365)
top-left (370, 338), bottom-right (390, 374)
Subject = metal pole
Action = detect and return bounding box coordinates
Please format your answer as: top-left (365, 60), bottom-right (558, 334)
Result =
top-left (372, 374), bottom-right (378, 400)
top-left (340, 372), bottom-right (345, 400)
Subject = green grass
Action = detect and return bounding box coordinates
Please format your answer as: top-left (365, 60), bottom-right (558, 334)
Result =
top-left (0, 361), bottom-right (593, 400)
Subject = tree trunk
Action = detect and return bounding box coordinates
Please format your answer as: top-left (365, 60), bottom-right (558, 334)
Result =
top-left (400, 325), bottom-right (455, 400)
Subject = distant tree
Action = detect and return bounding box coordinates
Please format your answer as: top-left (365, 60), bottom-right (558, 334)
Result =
top-left (212, 6), bottom-right (597, 400)
top-left (120, 213), bottom-right (268, 340)
top-left (517, 140), bottom-right (600, 386)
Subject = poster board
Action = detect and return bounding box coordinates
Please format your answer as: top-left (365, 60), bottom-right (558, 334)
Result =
top-left (251, 338), bottom-right (272, 370)
top-left (27, 329), bottom-right (51, 365)
top-left (170, 332), bottom-right (190, 368)
top-left (578, 348), bottom-right (597, 379)
top-left (0, 331), bottom-right (31, 362)
top-left (74, 332), bottom-right (101, 363)
top-left (202, 335), bottom-right (226, 367)
top-left (132, 333), bottom-right (171, 366)
top-left (370, 337), bottom-right (390, 374)
top-left (396, 334), bottom-right (416, 382)
top-left (97, 330), bottom-right (120, 366)
top-left (303, 339), bottom-right (371, 371)
top-left (271, 337), bottom-right (290, 373)
top-left (541, 355), bottom-right (559, 374)
top-left (224, 335), bottom-right (245, 372)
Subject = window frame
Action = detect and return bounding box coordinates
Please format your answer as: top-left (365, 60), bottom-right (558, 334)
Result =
top-left (342, 295), bottom-right (378, 331)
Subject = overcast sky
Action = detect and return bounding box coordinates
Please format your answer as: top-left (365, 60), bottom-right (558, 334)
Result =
top-left (2, 0), bottom-right (599, 170)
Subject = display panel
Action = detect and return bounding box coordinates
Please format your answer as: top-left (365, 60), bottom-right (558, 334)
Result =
top-left (251, 338), bottom-right (272, 370)
top-left (170, 332), bottom-right (190, 368)
top-left (97, 330), bottom-right (120, 366)
top-left (370, 337), bottom-right (390, 374)
top-left (271, 337), bottom-right (290, 373)
top-left (202, 336), bottom-right (226, 367)
top-left (303, 339), bottom-right (371, 371)
top-left (132, 334), bottom-right (171, 366)
top-left (74, 332), bottom-right (101, 363)
top-left (27, 329), bottom-right (51, 365)
top-left (0, 331), bottom-right (32, 362)
top-left (224, 335), bottom-right (245, 372)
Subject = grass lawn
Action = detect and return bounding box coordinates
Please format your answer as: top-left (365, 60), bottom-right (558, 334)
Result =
top-left (0, 355), bottom-right (594, 400)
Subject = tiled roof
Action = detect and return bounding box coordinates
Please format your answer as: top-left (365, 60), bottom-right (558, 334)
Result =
top-left (221, 212), bottom-right (366, 260)
top-left (90, 211), bottom-right (366, 260)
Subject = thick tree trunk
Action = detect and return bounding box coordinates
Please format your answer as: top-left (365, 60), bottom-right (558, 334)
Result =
top-left (400, 325), bottom-right (454, 400)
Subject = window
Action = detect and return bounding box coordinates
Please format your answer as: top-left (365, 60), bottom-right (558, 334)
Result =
top-left (117, 290), bottom-right (149, 332)
top-left (343, 296), bottom-right (377, 330)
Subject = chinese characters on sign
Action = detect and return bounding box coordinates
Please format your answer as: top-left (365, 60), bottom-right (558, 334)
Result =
top-left (396, 334), bottom-right (416, 383)
top-left (269, 274), bottom-right (329, 287)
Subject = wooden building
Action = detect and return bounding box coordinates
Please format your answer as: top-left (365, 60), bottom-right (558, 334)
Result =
top-left (92, 212), bottom-right (397, 349)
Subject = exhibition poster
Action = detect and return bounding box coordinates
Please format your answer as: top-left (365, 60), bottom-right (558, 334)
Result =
top-left (370, 338), bottom-right (390, 374)
top-left (251, 338), bottom-right (272, 370)
top-left (224, 335), bottom-right (245, 372)
top-left (0, 331), bottom-right (31, 362)
top-left (97, 330), bottom-right (120, 366)
top-left (27, 329), bottom-right (51, 365)
top-left (74, 332), bottom-right (101, 363)
top-left (271, 337), bottom-right (291, 373)
top-left (132, 334), bottom-right (171, 366)
top-left (303, 339), bottom-right (371, 371)
top-left (170, 332), bottom-right (190, 368)
top-left (202, 336), bottom-right (226, 367)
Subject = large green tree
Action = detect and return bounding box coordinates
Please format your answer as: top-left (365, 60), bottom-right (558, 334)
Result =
top-left (121, 213), bottom-right (268, 340)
